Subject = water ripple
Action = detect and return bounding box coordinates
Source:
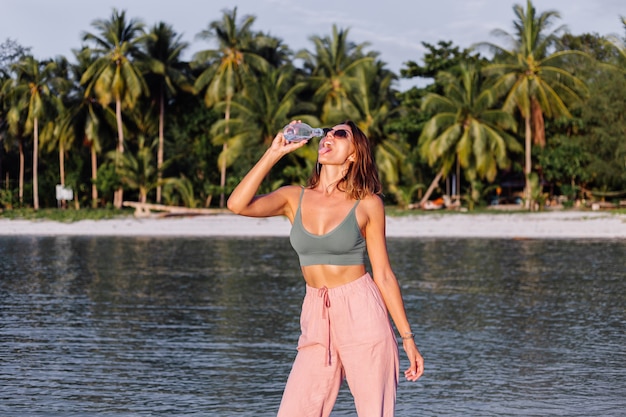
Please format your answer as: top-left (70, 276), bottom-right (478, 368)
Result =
top-left (1, 237), bottom-right (624, 416)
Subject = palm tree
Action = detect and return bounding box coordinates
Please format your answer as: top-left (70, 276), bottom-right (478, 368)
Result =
top-left (418, 63), bottom-right (522, 207)
top-left (193, 7), bottom-right (268, 207)
top-left (479, 0), bottom-right (588, 208)
top-left (0, 40), bottom-right (30, 201)
top-left (143, 22), bottom-right (191, 203)
top-left (298, 25), bottom-right (374, 124)
top-left (1, 87), bottom-right (26, 205)
top-left (113, 134), bottom-right (156, 204)
top-left (39, 56), bottom-right (75, 208)
top-left (212, 67), bottom-right (312, 188)
top-left (346, 58), bottom-right (408, 198)
top-left (80, 8), bottom-right (149, 208)
top-left (5, 56), bottom-right (60, 210)
top-left (251, 32), bottom-right (292, 69)
top-left (66, 48), bottom-right (118, 208)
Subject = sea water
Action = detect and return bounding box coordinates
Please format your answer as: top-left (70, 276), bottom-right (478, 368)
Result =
top-left (1, 236), bottom-right (624, 416)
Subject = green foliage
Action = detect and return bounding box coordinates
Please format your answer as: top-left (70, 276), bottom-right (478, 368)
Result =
top-left (0, 188), bottom-right (16, 209)
top-left (165, 93), bottom-right (221, 205)
top-left (526, 172), bottom-right (549, 209)
top-left (392, 183), bottom-right (426, 209)
top-left (297, 25), bottom-right (375, 124)
top-left (95, 160), bottom-right (120, 201)
top-left (560, 33), bottom-right (621, 63)
top-left (461, 179), bottom-right (484, 210)
top-left (1, 3), bottom-right (625, 214)
top-left (211, 66), bottom-right (308, 170)
top-left (535, 135), bottom-right (590, 198)
top-left (401, 40), bottom-right (485, 87)
top-left (576, 75), bottom-right (626, 191)
top-left (0, 207), bottom-right (130, 221)
top-left (543, 35), bottom-right (626, 194)
top-left (0, 38), bottom-right (31, 74)
top-left (477, 0), bottom-right (591, 210)
top-left (418, 63), bottom-right (522, 183)
top-left (80, 9), bottom-right (149, 108)
top-left (162, 176), bottom-right (199, 207)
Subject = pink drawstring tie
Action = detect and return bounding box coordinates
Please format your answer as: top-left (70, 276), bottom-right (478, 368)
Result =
top-left (319, 286), bottom-right (332, 366)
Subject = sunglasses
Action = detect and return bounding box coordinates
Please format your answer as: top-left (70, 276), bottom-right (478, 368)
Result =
top-left (322, 128), bottom-right (351, 139)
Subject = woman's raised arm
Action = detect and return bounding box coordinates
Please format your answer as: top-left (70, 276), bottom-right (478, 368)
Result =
top-left (227, 130), bottom-right (308, 218)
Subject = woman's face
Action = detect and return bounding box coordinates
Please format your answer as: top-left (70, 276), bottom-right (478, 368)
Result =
top-left (318, 124), bottom-right (355, 164)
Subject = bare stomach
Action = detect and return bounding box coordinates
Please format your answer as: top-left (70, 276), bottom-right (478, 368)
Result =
top-left (301, 264), bottom-right (367, 288)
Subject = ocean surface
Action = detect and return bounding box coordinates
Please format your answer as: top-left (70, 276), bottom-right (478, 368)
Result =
top-left (1, 236), bottom-right (625, 416)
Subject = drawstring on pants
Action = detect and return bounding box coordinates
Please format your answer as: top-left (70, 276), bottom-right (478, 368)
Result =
top-left (319, 286), bottom-right (332, 366)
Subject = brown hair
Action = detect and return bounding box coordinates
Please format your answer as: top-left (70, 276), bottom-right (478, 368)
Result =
top-left (307, 120), bottom-right (382, 199)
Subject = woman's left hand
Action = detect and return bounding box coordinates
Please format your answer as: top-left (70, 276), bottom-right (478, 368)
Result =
top-left (402, 338), bottom-right (424, 381)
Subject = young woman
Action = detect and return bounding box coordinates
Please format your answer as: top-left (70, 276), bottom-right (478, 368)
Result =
top-left (227, 120), bottom-right (424, 417)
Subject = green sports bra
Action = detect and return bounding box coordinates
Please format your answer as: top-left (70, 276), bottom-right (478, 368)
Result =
top-left (289, 188), bottom-right (366, 266)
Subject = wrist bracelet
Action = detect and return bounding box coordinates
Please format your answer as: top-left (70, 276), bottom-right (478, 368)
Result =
top-left (401, 332), bottom-right (415, 340)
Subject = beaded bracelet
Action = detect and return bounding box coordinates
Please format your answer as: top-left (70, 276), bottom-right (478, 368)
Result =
top-left (401, 332), bottom-right (415, 340)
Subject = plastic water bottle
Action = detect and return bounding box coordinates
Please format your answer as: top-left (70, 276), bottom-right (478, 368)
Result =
top-left (283, 122), bottom-right (324, 142)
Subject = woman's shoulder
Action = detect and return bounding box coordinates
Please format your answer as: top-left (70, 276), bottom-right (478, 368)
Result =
top-left (272, 184), bottom-right (301, 192)
top-left (357, 193), bottom-right (385, 217)
top-left (359, 193), bottom-right (384, 206)
top-left (278, 184), bottom-right (305, 195)
top-left (268, 185), bottom-right (305, 221)
top-left (274, 184), bottom-right (305, 205)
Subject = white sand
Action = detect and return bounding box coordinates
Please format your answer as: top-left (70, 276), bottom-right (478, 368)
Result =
top-left (0, 210), bottom-right (624, 239)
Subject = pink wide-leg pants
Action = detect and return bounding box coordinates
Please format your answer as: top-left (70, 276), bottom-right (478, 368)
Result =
top-left (277, 273), bottom-right (399, 417)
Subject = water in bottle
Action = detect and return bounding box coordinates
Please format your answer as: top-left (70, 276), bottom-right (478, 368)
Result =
top-left (283, 122), bottom-right (324, 142)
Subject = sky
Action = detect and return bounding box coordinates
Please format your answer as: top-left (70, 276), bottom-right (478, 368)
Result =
top-left (1, 0), bottom-right (624, 89)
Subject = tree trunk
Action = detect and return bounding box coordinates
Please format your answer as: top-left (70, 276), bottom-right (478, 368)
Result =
top-left (156, 89), bottom-right (165, 204)
top-left (33, 118), bottom-right (39, 210)
top-left (219, 143), bottom-right (228, 208)
top-left (419, 169), bottom-right (444, 207)
top-left (59, 143), bottom-right (65, 186)
top-left (18, 138), bottom-right (24, 205)
top-left (0, 143), bottom-right (3, 190)
top-left (91, 144), bottom-right (98, 208)
top-left (524, 114), bottom-right (532, 210)
top-left (114, 96), bottom-right (124, 209)
top-left (59, 142), bottom-right (66, 209)
top-left (219, 99), bottom-right (231, 208)
top-left (531, 98), bottom-right (545, 147)
top-left (455, 157), bottom-right (460, 198)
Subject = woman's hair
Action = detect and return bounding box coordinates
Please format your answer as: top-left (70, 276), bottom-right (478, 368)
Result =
top-left (307, 120), bottom-right (382, 199)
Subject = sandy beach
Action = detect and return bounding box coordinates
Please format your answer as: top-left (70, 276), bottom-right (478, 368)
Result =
top-left (0, 210), bottom-right (624, 239)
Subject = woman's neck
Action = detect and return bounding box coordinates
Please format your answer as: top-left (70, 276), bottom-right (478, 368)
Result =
top-left (318, 168), bottom-right (348, 196)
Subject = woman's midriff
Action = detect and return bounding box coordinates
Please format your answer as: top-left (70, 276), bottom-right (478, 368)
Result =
top-left (301, 264), bottom-right (367, 289)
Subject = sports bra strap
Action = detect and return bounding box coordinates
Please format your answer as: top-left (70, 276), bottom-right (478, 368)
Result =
top-left (298, 186), bottom-right (305, 206)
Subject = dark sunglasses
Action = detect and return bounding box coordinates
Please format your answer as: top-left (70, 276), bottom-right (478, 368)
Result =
top-left (323, 128), bottom-right (351, 138)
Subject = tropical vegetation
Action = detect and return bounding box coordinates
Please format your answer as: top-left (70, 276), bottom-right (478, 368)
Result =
top-left (1, 1), bottom-right (625, 213)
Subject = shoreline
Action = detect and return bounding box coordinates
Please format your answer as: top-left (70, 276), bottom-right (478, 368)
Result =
top-left (0, 211), bottom-right (625, 239)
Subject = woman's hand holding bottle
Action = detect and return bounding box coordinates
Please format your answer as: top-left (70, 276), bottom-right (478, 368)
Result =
top-left (268, 120), bottom-right (311, 156)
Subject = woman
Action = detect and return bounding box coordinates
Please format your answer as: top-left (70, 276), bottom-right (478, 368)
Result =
top-left (227, 120), bottom-right (424, 417)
